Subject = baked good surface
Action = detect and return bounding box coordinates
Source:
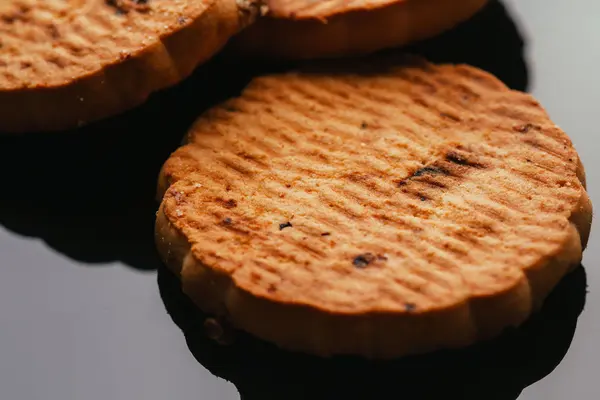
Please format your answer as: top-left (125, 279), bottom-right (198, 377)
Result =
top-left (0, 0), bottom-right (261, 133)
top-left (155, 55), bottom-right (592, 359)
top-left (229, 0), bottom-right (488, 59)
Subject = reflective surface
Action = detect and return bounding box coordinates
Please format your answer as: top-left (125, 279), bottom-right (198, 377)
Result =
top-left (1, 1), bottom-right (598, 399)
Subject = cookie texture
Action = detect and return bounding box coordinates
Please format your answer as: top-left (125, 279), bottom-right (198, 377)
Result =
top-left (229, 0), bottom-right (488, 59)
top-left (155, 55), bottom-right (592, 359)
top-left (0, 0), bottom-right (261, 133)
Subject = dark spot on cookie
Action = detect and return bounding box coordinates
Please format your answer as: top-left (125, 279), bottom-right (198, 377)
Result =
top-left (405, 303), bottom-right (416, 312)
top-left (216, 198), bottom-right (237, 209)
top-left (178, 16), bottom-right (187, 24)
top-left (513, 123), bottom-right (536, 133)
top-left (439, 112), bottom-right (461, 122)
top-left (226, 185), bottom-right (232, 192)
top-left (45, 24), bottom-right (60, 39)
top-left (353, 253), bottom-right (376, 268)
top-left (419, 195), bottom-right (427, 202)
top-left (321, 232), bottom-right (331, 236)
top-left (413, 166), bottom-right (449, 178)
top-left (279, 222), bottom-right (293, 231)
top-left (526, 159), bottom-right (532, 163)
top-left (361, 121), bottom-right (368, 129)
top-left (446, 152), bottom-right (484, 168)
top-left (397, 165), bottom-right (450, 187)
top-left (223, 217), bottom-right (232, 225)
top-left (421, 179), bottom-right (447, 189)
top-left (267, 284), bottom-right (277, 293)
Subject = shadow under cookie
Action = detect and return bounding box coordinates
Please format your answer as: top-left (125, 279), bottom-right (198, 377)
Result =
top-left (0, 0), bottom-right (528, 271)
top-left (158, 264), bottom-right (587, 400)
top-left (406, 0), bottom-right (530, 92)
top-left (0, 55), bottom-right (259, 271)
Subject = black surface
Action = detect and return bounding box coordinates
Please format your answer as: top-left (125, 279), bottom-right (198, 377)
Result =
top-left (158, 264), bottom-right (587, 400)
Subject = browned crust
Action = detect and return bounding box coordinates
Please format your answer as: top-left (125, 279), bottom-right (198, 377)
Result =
top-left (0, 0), bottom-right (260, 133)
top-left (229, 0), bottom-right (488, 59)
top-left (155, 183), bottom-right (591, 359)
top-left (154, 60), bottom-right (593, 359)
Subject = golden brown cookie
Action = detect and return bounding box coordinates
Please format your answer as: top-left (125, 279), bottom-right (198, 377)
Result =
top-left (229, 0), bottom-right (488, 59)
top-left (155, 55), bottom-right (592, 359)
top-left (0, 0), bottom-right (262, 133)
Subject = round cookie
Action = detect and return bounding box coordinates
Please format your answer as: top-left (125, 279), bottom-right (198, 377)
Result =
top-left (155, 55), bottom-right (592, 359)
top-left (229, 0), bottom-right (488, 59)
top-left (0, 0), bottom-right (262, 133)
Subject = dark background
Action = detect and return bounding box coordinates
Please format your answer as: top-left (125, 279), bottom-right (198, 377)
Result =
top-left (0, 1), bottom-right (597, 398)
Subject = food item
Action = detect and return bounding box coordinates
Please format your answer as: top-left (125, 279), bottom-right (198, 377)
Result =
top-left (155, 54), bottom-right (592, 359)
top-left (229, 0), bottom-right (488, 59)
top-left (0, 0), bottom-right (262, 133)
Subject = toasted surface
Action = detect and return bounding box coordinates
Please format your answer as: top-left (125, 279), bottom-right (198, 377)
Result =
top-left (0, 0), bottom-right (260, 132)
top-left (229, 0), bottom-right (488, 59)
top-left (155, 55), bottom-right (592, 358)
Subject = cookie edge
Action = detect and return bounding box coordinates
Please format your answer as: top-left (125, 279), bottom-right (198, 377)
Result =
top-left (227, 0), bottom-right (488, 60)
top-left (0, 0), bottom-right (262, 133)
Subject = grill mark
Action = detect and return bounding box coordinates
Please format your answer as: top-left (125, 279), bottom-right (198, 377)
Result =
top-left (241, 106), bottom-right (302, 146)
top-left (462, 198), bottom-right (511, 223)
top-left (510, 168), bottom-right (552, 186)
top-left (445, 151), bottom-right (486, 169)
top-left (318, 191), bottom-right (364, 220)
top-left (491, 104), bottom-right (546, 126)
top-left (240, 134), bottom-right (281, 159)
top-left (294, 90), bottom-right (383, 135)
top-left (315, 80), bottom-right (397, 122)
top-left (397, 245), bottom-right (463, 288)
top-left (433, 75), bottom-right (482, 101)
top-left (452, 229), bottom-right (484, 246)
top-left (343, 172), bottom-right (393, 197)
top-left (330, 184), bottom-right (384, 211)
top-left (220, 220), bottom-right (251, 236)
top-left (418, 177), bottom-right (448, 189)
top-left (220, 157), bottom-right (256, 177)
top-left (286, 237), bottom-right (327, 259)
top-left (293, 223), bottom-right (333, 239)
top-left (215, 197), bottom-right (238, 209)
top-left (363, 86), bottom-right (443, 131)
top-left (386, 278), bottom-right (428, 299)
top-left (285, 80), bottom-right (341, 110)
top-left (372, 213), bottom-right (425, 233)
top-left (395, 70), bottom-right (437, 93)
top-left (432, 241), bottom-right (471, 263)
top-left (398, 165), bottom-right (449, 185)
top-left (372, 83), bottom-right (466, 126)
top-left (399, 186), bottom-right (432, 202)
top-left (236, 151), bottom-right (269, 168)
top-left (478, 194), bottom-right (527, 221)
top-left (524, 137), bottom-right (571, 162)
top-left (250, 259), bottom-right (283, 277)
top-left (262, 95), bottom-right (357, 146)
top-left (527, 157), bottom-right (569, 177)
